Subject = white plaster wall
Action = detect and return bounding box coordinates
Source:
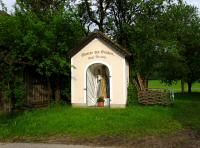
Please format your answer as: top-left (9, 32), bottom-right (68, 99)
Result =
top-left (71, 38), bottom-right (128, 107)
top-left (125, 60), bottom-right (130, 104)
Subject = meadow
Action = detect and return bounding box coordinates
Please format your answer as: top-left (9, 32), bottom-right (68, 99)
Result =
top-left (149, 80), bottom-right (200, 92)
top-left (0, 93), bottom-right (200, 142)
top-left (0, 80), bottom-right (199, 146)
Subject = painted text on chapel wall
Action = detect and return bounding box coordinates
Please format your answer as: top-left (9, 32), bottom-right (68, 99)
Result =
top-left (81, 50), bottom-right (114, 59)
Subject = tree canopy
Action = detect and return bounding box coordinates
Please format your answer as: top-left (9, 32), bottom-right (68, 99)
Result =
top-left (0, 0), bottom-right (85, 109)
top-left (77, 0), bottom-right (200, 91)
top-left (0, 0), bottom-right (200, 110)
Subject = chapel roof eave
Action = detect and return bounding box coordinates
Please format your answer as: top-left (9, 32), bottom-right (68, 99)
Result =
top-left (68, 31), bottom-right (132, 59)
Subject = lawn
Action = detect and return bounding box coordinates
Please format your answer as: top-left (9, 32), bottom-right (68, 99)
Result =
top-left (149, 80), bottom-right (200, 92)
top-left (0, 93), bottom-right (200, 142)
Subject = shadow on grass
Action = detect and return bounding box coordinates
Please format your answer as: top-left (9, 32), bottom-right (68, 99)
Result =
top-left (0, 111), bottom-right (24, 124)
top-left (0, 102), bottom-right (69, 124)
top-left (171, 93), bottom-right (200, 133)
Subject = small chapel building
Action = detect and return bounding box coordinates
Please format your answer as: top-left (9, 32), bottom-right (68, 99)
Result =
top-left (69, 32), bottom-right (131, 108)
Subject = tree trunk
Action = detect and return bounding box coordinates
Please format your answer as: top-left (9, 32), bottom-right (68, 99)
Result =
top-left (181, 80), bottom-right (185, 94)
top-left (187, 81), bottom-right (192, 93)
top-left (137, 73), bottom-right (148, 90)
top-left (132, 79), bottom-right (140, 91)
top-left (137, 73), bottom-right (144, 90)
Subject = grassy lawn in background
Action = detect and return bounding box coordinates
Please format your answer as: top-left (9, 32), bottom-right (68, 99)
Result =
top-left (149, 80), bottom-right (200, 92)
top-left (0, 93), bottom-right (200, 141)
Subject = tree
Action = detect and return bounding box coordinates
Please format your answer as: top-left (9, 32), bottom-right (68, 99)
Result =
top-left (0, 7), bottom-right (26, 110)
top-left (109, 0), bottom-right (140, 47)
top-left (16, 0), bottom-right (65, 17)
top-left (75, 0), bottom-right (200, 93)
top-left (77, 0), bottom-right (113, 33)
top-left (126, 0), bottom-right (180, 89)
top-left (159, 2), bottom-right (200, 93)
top-left (14, 1), bottom-right (85, 101)
top-left (76, 0), bottom-right (187, 90)
top-left (115, 0), bottom-right (200, 92)
top-left (0, 0), bottom-right (85, 110)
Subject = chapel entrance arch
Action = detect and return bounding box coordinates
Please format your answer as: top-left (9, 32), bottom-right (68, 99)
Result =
top-left (86, 63), bottom-right (110, 106)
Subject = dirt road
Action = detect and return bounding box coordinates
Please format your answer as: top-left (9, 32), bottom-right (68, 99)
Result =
top-left (0, 143), bottom-right (113, 148)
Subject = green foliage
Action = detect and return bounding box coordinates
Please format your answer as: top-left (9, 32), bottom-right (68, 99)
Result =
top-left (128, 0), bottom-right (185, 81)
top-left (113, 1), bottom-right (200, 90)
top-left (12, 78), bottom-right (25, 107)
top-left (127, 82), bottom-right (138, 106)
top-left (164, 3), bottom-right (200, 92)
top-left (78, 0), bottom-right (200, 90)
top-left (37, 53), bottom-right (70, 77)
top-left (97, 96), bottom-right (105, 102)
top-left (0, 0), bottom-right (85, 108)
top-left (0, 73), bottom-right (25, 107)
top-left (61, 87), bottom-right (71, 101)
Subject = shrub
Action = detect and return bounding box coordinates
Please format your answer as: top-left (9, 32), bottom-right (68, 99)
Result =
top-left (127, 82), bottom-right (138, 106)
top-left (2, 77), bottom-right (25, 110)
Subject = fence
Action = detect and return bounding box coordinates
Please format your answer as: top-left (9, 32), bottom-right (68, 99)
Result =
top-left (24, 71), bottom-right (50, 107)
top-left (138, 88), bottom-right (174, 105)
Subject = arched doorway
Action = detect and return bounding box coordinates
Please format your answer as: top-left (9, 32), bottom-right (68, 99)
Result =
top-left (86, 63), bottom-right (110, 106)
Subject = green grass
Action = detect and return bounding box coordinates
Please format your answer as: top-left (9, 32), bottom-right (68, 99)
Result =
top-left (0, 93), bottom-right (200, 140)
top-left (149, 80), bottom-right (200, 92)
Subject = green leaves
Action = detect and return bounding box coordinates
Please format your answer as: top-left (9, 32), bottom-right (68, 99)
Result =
top-left (0, 0), bottom-right (85, 107)
top-left (37, 53), bottom-right (70, 77)
top-left (12, 6), bottom-right (85, 75)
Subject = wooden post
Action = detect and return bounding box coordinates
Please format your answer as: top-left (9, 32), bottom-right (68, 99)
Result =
top-left (187, 81), bottom-right (192, 93)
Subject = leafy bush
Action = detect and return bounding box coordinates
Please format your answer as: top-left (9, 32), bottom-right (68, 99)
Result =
top-left (3, 77), bottom-right (25, 109)
top-left (13, 78), bottom-right (25, 107)
top-left (127, 82), bottom-right (138, 106)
